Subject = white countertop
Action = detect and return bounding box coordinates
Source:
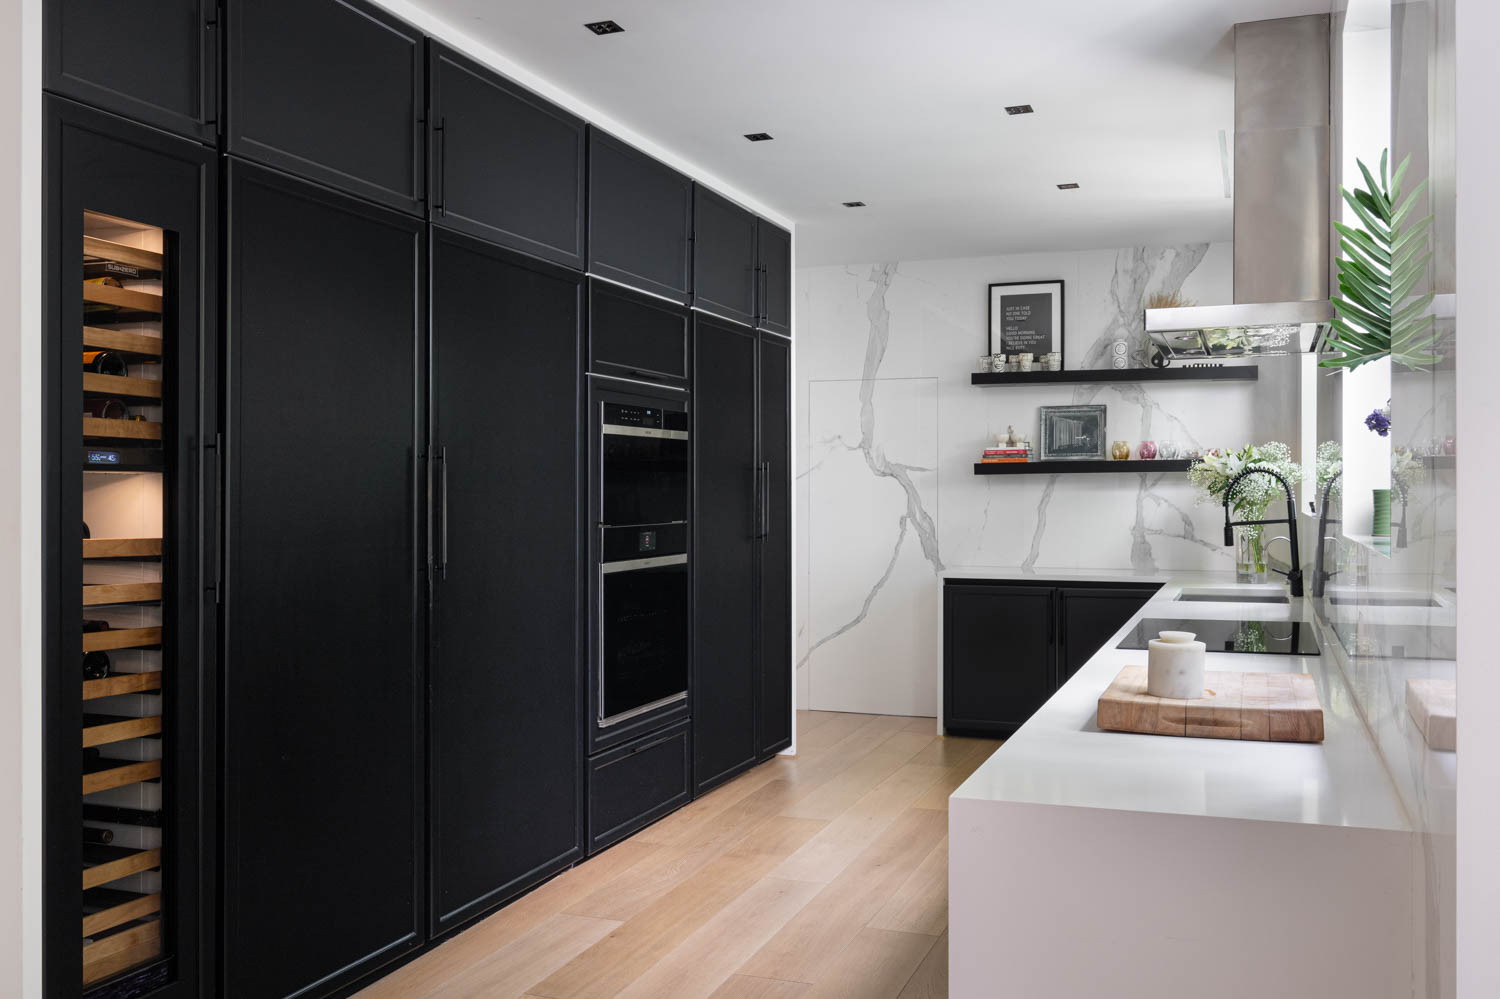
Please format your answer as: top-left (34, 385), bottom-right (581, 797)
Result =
top-left (949, 569), bottom-right (1411, 832)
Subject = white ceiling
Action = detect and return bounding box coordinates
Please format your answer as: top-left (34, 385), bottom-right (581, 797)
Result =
top-left (409, 0), bottom-right (1331, 265)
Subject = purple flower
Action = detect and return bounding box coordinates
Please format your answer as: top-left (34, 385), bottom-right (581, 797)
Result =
top-left (1365, 408), bottom-right (1391, 437)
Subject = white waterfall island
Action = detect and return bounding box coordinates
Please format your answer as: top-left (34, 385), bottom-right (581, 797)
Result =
top-left (944, 569), bottom-right (1413, 999)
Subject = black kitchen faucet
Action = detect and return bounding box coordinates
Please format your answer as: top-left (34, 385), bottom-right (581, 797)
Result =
top-left (1223, 466), bottom-right (1304, 597)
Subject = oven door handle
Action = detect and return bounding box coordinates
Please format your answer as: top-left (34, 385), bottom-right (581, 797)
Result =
top-left (600, 553), bottom-right (689, 574)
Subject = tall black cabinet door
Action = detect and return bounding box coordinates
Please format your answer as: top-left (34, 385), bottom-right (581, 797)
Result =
top-left (429, 229), bottom-right (583, 933)
top-left (756, 334), bottom-right (792, 756)
top-left (589, 129), bottom-right (693, 302)
top-left (431, 44), bottom-right (586, 269)
top-left (225, 0), bottom-right (426, 215)
top-left (692, 187), bottom-right (758, 326)
top-left (691, 316), bottom-right (759, 793)
top-left (757, 221), bottom-right (792, 337)
top-left (46, 0), bottom-right (218, 144)
top-left (222, 162), bottom-right (423, 998)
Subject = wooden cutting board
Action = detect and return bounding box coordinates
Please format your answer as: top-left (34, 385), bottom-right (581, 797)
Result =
top-left (1097, 665), bottom-right (1324, 743)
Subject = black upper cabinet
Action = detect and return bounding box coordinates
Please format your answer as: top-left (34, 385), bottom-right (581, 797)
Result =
top-left (1057, 586), bottom-right (1156, 684)
top-left (222, 162), bottom-right (423, 998)
top-left (944, 583), bottom-right (1056, 736)
top-left (46, 0), bottom-right (218, 143)
top-left (225, 0), bottom-right (426, 215)
top-left (589, 129), bottom-right (693, 303)
top-left (757, 334), bottom-right (792, 755)
top-left (691, 315), bottom-right (759, 793)
top-left (431, 44), bottom-right (586, 269)
top-left (757, 220), bottom-right (792, 337)
top-left (429, 229), bottom-right (584, 933)
top-left (590, 280), bottom-right (689, 385)
top-left (692, 186), bottom-right (758, 326)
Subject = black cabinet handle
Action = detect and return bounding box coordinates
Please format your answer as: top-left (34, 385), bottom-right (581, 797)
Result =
top-left (750, 463), bottom-right (760, 540)
top-left (434, 117), bottom-right (447, 217)
top-left (209, 432), bottom-right (223, 604)
top-left (759, 460), bottom-right (771, 539)
top-left (436, 446), bottom-right (449, 578)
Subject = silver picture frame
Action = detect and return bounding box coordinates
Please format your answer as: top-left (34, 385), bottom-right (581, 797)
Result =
top-left (1039, 404), bottom-right (1107, 461)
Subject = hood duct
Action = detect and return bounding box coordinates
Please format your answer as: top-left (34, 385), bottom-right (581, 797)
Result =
top-left (1145, 13), bottom-right (1334, 359)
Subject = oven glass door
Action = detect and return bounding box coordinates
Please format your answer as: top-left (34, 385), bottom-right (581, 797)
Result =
top-left (602, 431), bottom-right (688, 526)
top-left (600, 556), bottom-right (689, 725)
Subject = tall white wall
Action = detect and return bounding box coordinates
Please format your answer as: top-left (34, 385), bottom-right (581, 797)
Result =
top-left (794, 243), bottom-right (1302, 716)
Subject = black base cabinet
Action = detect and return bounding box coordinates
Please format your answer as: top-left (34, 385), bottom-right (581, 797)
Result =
top-left (587, 720), bottom-right (692, 853)
top-left (944, 580), bottom-right (1158, 736)
top-left (428, 229), bottom-right (584, 933)
top-left (221, 162), bottom-right (424, 999)
top-left (756, 335), bottom-right (793, 754)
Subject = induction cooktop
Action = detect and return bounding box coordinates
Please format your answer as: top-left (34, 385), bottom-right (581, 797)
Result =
top-left (1118, 618), bottom-right (1321, 656)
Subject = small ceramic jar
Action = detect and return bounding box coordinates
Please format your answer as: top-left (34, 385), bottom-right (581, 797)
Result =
top-left (1138, 440), bottom-right (1158, 460)
top-left (1018, 353), bottom-right (1034, 372)
top-left (1046, 351), bottom-right (1062, 371)
top-left (1111, 440), bottom-right (1130, 461)
top-left (977, 355), bottom-right (994, 373)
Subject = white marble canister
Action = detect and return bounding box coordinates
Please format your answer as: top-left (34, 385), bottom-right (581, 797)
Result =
top-left (1146, 630), bottom-right (1207, 699)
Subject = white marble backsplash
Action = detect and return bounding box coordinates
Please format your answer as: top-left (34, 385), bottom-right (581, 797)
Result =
top-left (795, 242), bottom-right (1301, 714)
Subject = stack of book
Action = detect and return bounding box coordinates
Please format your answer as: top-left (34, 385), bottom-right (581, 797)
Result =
top-left (981, 446), bottom-right (1030, 464)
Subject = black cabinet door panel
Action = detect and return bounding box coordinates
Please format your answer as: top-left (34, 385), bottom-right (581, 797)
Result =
top-left (226, 0), bottom-right (425, 214)
top-left (431, 45), bottom-right (585, 269)
top-left (691, 316), bottom-right (759, 792)
top-left (1058, 586), bottom-right (1156, 684)
top-left (587, 720), bottom-right (691, 853)
top-left (757, 220), bottom-right (791, 336)
top-left (47, 0), bottom-right (217, 143)
top-left (944, 583), bottom-right (1055, 736)
top-left (223, 162), bottom-right (422, 998)
top-left (589, 129), bottom-right (693, 302)
top-left (430, 229), bottom-right (583, 932)
top-left (692, 187), bottom-right (758, 326)
top-left (590, 280), bottom-right (689, 384)
top-left (756, 334), bottom-right (792, 756)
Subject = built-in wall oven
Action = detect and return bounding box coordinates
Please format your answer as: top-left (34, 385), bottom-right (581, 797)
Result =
top-left (597, 399), bottom-right (690, 732)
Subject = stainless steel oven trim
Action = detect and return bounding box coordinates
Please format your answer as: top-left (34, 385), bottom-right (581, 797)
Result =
top-left (600, 553), bottom-right (689, 574)
top-left (598, 690), bottom-right (689, 729)
top-left (602, 424), bottom-right (689, 441)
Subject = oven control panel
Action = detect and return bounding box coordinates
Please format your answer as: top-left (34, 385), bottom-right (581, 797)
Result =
top-left (602, 402), bottom-right (688, 432)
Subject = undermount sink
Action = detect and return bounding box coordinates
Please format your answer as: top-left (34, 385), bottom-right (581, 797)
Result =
top-left (1328, 594), bottom-right (1440, 608)
top-left (1175, 587), bottom-right (1288, 604)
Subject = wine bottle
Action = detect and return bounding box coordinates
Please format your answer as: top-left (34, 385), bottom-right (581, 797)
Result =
top-left (83, 351), bottom-right (130, 377)
top-left (82, 826), bottom-right (114, 846)
top-left (83, 619), bottom-right (110, 634)
top-left (82, 651), bottom-right (111, 681)
top-left (84, 397), bottom-right (130, 420)
top-left (82, 804), bottom-right (163, 828)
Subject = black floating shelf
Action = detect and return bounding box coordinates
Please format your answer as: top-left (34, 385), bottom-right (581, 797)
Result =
top-left (971, 366), bottom-right (1257, 386)
top-left (974, 459), bottom-right (1195, 475)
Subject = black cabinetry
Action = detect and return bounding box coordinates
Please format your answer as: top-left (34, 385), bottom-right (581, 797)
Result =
top-left (430, 44), bottom-right (586, 269)
top-left (587, 719), bottom-right (691, 852)
top-left (589, 130), bottom-right (693, 302)
top-left (590, 280), bottom-right (690, 386)
top-left (46, 0), bottom-right (218, 143)
top-left (692, 187), bottom-right (759, 326)
top-left (943, 580), bottom-right (1157, 736)
top-left (757, 220), bottom-right (792, 336)
top-left (225, 0), bottom-right (426, 215)
top-left (429, 229), bottom-right (584, 933)
top-left (221, 162), bottom-right (423, 998)
top-left (691, 316), bottom-right (792, 793)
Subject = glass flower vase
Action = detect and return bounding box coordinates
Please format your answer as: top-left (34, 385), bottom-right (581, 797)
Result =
top-left (1234, 525), bottom-right (1268, 583)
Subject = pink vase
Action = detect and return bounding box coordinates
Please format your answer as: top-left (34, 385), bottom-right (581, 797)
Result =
top-left (1138, 440), bottom-right (1158, 460)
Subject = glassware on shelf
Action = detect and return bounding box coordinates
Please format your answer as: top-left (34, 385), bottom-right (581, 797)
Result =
top-left (1138, 440), bottom-right (1158, 460)
top-left (1158, 440), bottom-right (1181, 460)
top-left (1111, 441), bottom-right (1131, 461)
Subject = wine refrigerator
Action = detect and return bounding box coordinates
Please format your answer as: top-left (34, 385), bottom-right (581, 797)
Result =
top-left (44, 98), bottom-right (217, 998)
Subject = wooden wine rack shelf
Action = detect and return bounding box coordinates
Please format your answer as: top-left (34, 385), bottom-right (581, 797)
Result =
top-left (83, 627), bottom-right (161, 653)
top-left (83, 372), bottom-right (162, 400)
top-left (82, 236), bottom-right (164, 272)
top-left (83, 671), bottom-right (162, 700)
top-left (82, 759), bottom-right (161, 795)
top-left (83, 417), bottom-right (162, 441)
top-left (82, 889), bottom-right (162, 938)
top-left (83, 920), bottom-right (163, 987)
top-left (83, 537), bottom-right (162, 559)
top-left (82, 282), bottom-right (162, 314)
top-left (83, 582), bottom-right (162, 606)
top-left (83, 715), bottom-right (163, 749)
top-left (82, 326), bottom-right (163, 357)
top-left (81, 847), bottom-right (162, 891)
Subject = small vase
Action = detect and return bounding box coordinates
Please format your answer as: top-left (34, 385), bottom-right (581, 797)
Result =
top-left (1234, 524), bottom-right (1267, 583)
top-left (1111, 440), bottom-right (1130, 461)
top-left (1138, 440), bottom-right (1158, 460)
top-left (1371, 488), bottom-right (1392, 539)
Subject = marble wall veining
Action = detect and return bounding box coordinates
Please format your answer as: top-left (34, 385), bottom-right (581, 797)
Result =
top-left (795, 242), bottom-right (1302, 715)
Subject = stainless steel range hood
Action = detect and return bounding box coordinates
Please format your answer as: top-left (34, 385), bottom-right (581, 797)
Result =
top-left (1145, 13), bottom-right (1334, 359)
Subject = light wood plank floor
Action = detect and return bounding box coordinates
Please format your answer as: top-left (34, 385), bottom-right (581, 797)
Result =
top-left (356, 712), bottom-right (1001, 999)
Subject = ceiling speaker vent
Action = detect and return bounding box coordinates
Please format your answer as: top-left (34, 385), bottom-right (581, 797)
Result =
top-left (1056, 182), bottom-right (1080, 190)
top-left (1005, 104), bottom-right (1035, 115)
top-left (842, 201), bottom-right (867, 208)
top-left (584, 20), bottom-right (624, 35)
top-left (744, 132), bottom-right (774, 142)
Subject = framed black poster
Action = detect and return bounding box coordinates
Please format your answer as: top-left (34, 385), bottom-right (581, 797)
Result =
top-left (988, 280), bottom-right (1064, 361)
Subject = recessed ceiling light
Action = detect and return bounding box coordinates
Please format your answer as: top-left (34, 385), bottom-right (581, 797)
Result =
top-left (744, 132), bottom-right (774, 142)
top-left (1005, 104), bottom-right (1035, 115)
top-left (1057, 182), bottom-right (1080, 190)
top-left (584, 20), bottom-right (624, 35)
top-left (842, 201), bottom-right (867, 208)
